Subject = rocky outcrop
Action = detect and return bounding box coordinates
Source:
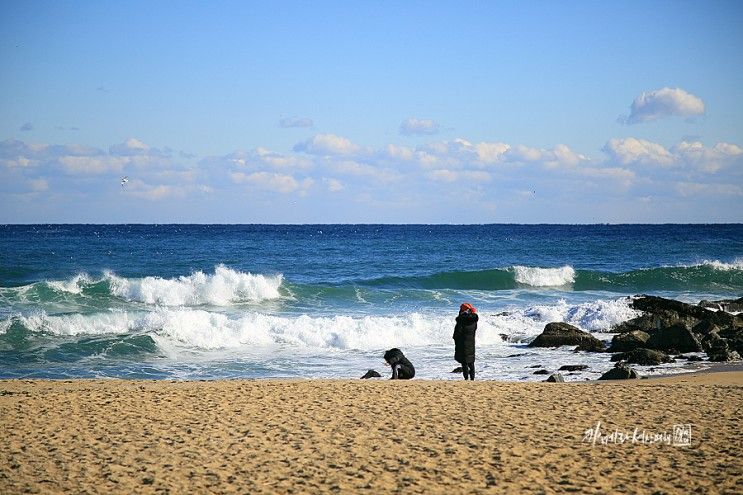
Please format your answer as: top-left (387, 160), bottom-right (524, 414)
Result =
top-left (610, 348), bottom-right (672, 366)
top-left (528, 322), bottom-right (604, 351)
top-left (598, 363), bottom-right (639, 380)
top-left (646, 323), bottom-right (703, 353)
top-left (533, 369), bottom-right (550, 375)
top-left (708, 349), bottom-right (741, 362)
top-left (632, 295), bottom-right (741, 330)
top-left (699, 297), bottom-right (743, 313)
top-left (360, 370), bottom-right (381, 379)
top-left (607, 330), bottom-right (650, 353)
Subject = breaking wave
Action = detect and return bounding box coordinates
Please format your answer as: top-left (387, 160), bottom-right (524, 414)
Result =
top-left (0, 266), bottom-right (283, 307)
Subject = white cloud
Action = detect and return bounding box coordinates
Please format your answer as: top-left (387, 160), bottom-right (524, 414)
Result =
top-left (476, 142), bottom-right (510, 163)
top-left (331, 160), bottom-right (400, 182)
top-left (124, 179), bottom-right (188, 200)
top-left (323, 178), bottom-right (344, 192)
top-left (232, 171), bottom-right (313, 194)
top-left (385, 144), bottom-right (414, 161)
top-left (279, 116), bottom-right (314, 128)
top-left (506, 144), bottom-right (544, 162)
top-left (623, 87), bottom-right (705, 124)
top-left (254, 147), bottom-right (312, 169)
top-left (550, 144), bottom-right (586, 167)
top-left (109, 138), bottom-right (152, 156)
top-left (293, 134), bottom-right (360, 156)
top-left (672, 141), bottom-right (743, 172)
top-left (399, 118), bottom-right (440, 136)
top-left (603, 138), bottom-right (675, 166)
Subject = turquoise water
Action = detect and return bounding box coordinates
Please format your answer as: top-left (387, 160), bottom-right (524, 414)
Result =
top-left (1, 224), bottom-right (741, 380)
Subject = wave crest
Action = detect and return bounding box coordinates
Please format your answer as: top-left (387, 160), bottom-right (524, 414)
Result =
top-left (107, 265), bottom-right (283, 306)
top-left (512, 265), bottom-right (576, 287)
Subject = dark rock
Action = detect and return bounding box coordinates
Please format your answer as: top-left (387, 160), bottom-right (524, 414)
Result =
top-left (558, 365), bottom-right (589, 371)
top-left (728, 334), bottom-right (743, 355)
top-left (611, 310), bottom-right (688, 334)
top-left (610, 348), bottom-right (672, 366)
top-left (507, 353), bottom-right (529, 358)
top-left (632, 295), bottom-right (740, 329)
top-left (647, 323), bottom-right (703, 353)
top-left (575, 339), bottom-right (606, 352)
top-left (692, 319), bottom-right (719, 335)
top-left (527, 364), bottom-right (543, 368)
top-left (607, 330), bottom-right (650, 353)
top-left (686, 355), bottom-right (704, 362)
top-left (633, 295), bottom-right (712, 320)
top-left (699, 297), bottom-right (743, 313)
top-left (708, 349), bottom-right (742, 362)
top-left (533, 369), bottom-right (550, 375)
top-left (451, 366), bottom-right (463, 374)
top-left (701, 332), bottom-right (726, 353)
top-left (528, 322), bottom-right (604, 351)
top-left (598, 363), bottom-right (639, 380)
top-left (360, 370), bottom-right (382, 379)
top-left (545, 373), bottom-right (565, 382)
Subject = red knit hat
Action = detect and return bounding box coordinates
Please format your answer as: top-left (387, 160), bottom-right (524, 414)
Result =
top-left (459, 303), bottom-right (477, 314)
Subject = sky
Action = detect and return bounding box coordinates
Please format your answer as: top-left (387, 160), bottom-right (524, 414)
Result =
top-left (1, 0), bottom-right (742, 223)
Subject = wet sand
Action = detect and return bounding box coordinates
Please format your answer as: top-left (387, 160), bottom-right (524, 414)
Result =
top-left (1, 372), bottom-right (741, 494)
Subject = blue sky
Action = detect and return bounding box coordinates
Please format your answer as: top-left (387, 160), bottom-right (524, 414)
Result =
top-left (1, 0), bottom-right (742, 223)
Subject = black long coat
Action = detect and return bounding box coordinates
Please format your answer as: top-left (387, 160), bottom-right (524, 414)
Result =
top-left (453, 312), bottom-right (478, 363)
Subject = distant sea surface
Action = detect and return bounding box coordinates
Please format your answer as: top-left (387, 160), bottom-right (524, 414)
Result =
top-left (1, 224), bottom-right (742, 380)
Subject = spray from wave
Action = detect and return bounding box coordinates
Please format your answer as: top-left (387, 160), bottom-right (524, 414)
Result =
top-left (106, 265), bottom-right (283, 306)
top-left (511, 265), bottom-right (576, 287)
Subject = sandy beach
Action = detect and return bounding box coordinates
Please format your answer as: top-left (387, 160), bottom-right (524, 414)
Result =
top-left (1, 372), bottom-right (741, 494)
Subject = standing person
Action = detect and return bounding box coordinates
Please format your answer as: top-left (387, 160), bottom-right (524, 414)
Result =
top-left (453, 303), bottom-right (478, 380)
top-left (383, 348), bottom-right (415, 379)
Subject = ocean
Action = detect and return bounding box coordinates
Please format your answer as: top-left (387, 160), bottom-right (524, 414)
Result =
top-left (1, 224), bottom-right (742, 381)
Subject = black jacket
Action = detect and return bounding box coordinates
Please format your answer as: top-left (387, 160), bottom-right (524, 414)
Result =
top-left (453, 311), bottom-right (478, 363)
top-left (383, 348), bottom-right (415, 379)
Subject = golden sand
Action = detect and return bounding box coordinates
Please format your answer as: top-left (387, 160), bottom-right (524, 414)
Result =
top-left (1, 372), bottom-right (741, 494)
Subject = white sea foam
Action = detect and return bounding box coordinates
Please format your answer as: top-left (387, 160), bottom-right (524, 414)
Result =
top-left (698, 259), bottom-right (743, 271)
top-left (511, 265), bottom-right (576, 287)
top-left (4, 309), bottom-right (505, 349)
top-left (106, 265), bottom-right (283, 306)
top-left (495, 297), bottom-right (640, 341)
top-left (47, 273), bottom-right (93, 294)
top-left (3, 297), bottom-right (639, 351)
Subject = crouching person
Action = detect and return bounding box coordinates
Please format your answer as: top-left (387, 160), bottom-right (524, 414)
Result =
top-left (383, 348), bottom-right (415, 379)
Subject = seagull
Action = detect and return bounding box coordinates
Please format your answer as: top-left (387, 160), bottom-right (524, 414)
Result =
top-left (120, 176), bottom-right (129, 187)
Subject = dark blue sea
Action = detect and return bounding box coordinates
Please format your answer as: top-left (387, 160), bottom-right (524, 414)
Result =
top-left (1, 224), bottom-right (742, 380)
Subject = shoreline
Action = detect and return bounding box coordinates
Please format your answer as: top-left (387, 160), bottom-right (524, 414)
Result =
top-left (2, 372), bottom-right (741, 494)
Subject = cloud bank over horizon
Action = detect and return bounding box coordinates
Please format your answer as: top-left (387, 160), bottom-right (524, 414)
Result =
top-left (2, 127), bottom-right (741, 223)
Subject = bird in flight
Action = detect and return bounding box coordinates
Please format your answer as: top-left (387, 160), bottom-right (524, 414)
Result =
top-left (120, 176), bottom-right (129, 187)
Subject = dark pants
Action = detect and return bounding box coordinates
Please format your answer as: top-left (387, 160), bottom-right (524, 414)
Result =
top-left (461, 362), bottom-right (475, 380)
